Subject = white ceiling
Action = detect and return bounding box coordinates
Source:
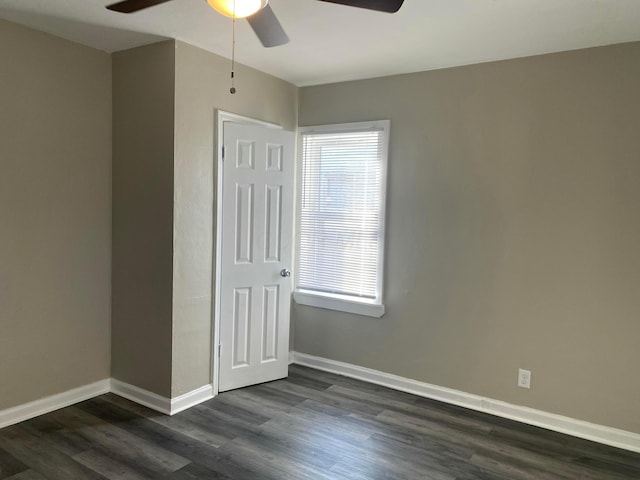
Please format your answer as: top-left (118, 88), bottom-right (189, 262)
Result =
top-left (1, 0), bottom-right (640, 86)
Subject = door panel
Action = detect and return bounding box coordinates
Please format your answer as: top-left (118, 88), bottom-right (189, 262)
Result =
top-left (219, 123), bottom-right (294, 393)
top-left (264, 185), bottom-right (282, 262)
top-left (262, 284), bottom-right (280, 362)
top-left (232, 287), bottom-right (251, 367)
top-left (235, 183), bottom-right (254, 264)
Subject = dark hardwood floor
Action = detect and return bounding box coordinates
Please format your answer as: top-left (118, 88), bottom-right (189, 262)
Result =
top-left (1, 365), bottom-right (639, 479)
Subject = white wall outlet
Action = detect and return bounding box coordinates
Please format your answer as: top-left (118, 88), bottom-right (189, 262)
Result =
top-left (518, 368), bottom-right (531, 389)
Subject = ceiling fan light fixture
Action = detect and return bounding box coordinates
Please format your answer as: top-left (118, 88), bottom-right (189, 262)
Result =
top-left (207, 0), bottom-right (268, 18)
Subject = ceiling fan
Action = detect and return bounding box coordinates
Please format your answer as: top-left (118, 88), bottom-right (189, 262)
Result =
top-left (106, 0), bottom-right (405, 48)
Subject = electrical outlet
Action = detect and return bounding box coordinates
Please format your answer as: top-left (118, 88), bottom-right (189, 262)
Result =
top-left (518, 368), bottom-right (531, 389)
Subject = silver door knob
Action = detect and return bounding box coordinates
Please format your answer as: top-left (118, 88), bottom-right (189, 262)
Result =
top-left (280, 269), bottom-right (291, 277)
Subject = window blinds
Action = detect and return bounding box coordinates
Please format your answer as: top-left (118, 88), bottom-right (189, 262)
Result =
top-left (296, 127), bottom-right (386, 302)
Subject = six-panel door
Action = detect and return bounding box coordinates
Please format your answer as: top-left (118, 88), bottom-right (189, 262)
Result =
top-left (219, 122), bottom-right (295, 392)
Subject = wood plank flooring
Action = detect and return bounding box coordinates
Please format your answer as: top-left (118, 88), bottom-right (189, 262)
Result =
top-left (1, 365), bottom-right (638, 479)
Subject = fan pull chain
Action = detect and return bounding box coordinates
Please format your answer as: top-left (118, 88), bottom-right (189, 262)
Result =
top-left (230, 0), bottom-right (237, 94)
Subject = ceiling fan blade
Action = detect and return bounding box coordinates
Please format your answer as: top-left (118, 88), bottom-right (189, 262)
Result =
top-left (318, 0), bottom-right (404, 13)
top-left (106, 0), bottom-right (175, 13)
top-left (247, 4), bottom-right (289, 48)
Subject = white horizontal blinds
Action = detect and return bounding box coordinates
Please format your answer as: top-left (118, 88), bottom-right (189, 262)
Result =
top-left (297, 128), bottom-right (385, 301)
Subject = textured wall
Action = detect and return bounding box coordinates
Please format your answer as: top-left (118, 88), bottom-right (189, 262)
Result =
top-left (0, 20), bottom-right (112, 409)
top-left (295, 42), bottom-right (640, 434)
top-left (172, 41), bottom-right (298, 396)
top-left (111, 41), bottom-right (175, 397)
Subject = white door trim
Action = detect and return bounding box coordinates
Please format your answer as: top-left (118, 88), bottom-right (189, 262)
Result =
top-left (212, 110), bottom-right (284, 397)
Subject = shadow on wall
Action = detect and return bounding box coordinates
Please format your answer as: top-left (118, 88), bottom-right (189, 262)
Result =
top-left (0, 7), bottom-right (167, 53)
top-left (383, 97), bottom-right (509, 388)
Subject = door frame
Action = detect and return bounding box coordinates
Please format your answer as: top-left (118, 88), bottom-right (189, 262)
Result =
top-left (212, 110), bottom-right (284, 396)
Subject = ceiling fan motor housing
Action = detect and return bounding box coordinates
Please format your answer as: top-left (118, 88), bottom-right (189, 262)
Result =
top-left (106, 0), bottom-right (405, 48)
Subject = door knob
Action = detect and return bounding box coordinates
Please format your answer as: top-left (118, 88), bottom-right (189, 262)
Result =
top-left (280, 269), bottom-right (291, 278)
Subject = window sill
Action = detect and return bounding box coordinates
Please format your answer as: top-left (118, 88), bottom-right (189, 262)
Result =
top-left (293, 291), bottom-right (385, 318)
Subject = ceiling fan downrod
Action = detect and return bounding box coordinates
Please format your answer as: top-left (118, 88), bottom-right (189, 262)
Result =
top-left (230, 4), bottom-right (237, 95)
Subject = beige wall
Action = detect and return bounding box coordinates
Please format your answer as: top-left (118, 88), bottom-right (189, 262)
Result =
top-left (111, 41), bottom-right (176, 397)
top-left (295, 42), bottom-right (640, 434)
top-left (4, 16), bottom-right (636, 439)
top-left (0, 20), bottom-right (112, 409)
top-left (1, 31), bottom-right (296, 403)
top-left (110, 39), bottom-right (297, 399)
top-left (172, 41), bottom-right (298, 396)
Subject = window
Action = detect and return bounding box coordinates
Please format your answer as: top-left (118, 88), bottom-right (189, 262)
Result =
top-left (294, 120), bottom-right (389, 317)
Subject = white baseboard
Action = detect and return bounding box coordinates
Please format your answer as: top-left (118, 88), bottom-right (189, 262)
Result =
top-left (291, 352), bottom-right (640, 454)
top-left (0, 379), bottom-right (214, 429)
top-left (170, 384), bottom-right (214, 415)
top-left (5, 357), bottom-right (638, 454)
top-left (0, 379), bottom-right (110, 429)
top-left (110, 379), bottom-right (172, 415)
top-left (110, 379), bottom-right (213, 416)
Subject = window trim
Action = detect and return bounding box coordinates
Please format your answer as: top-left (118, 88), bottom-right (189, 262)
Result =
top-left (294, 120), bottom-right (390, 318)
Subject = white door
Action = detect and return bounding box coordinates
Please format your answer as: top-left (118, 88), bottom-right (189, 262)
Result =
top-left (218, 122), bottom-right (295, 392)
